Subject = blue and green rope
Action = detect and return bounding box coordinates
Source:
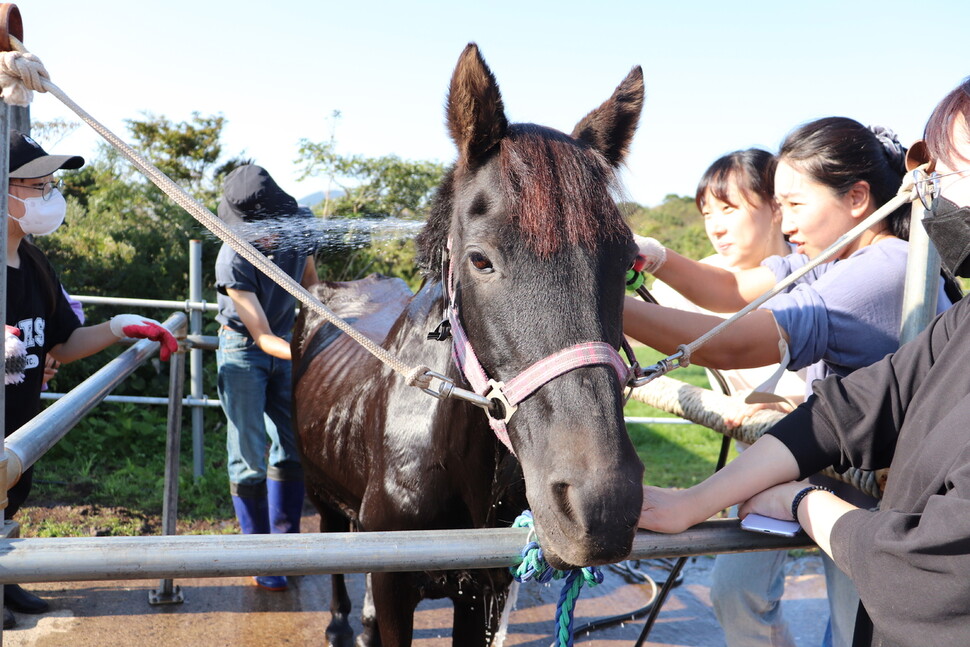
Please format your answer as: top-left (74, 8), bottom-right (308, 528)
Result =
top-left (510, 510), bottom-right (604, 647)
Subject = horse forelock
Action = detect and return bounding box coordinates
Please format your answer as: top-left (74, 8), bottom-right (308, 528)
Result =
top-left (415, 124), bottom-right (631, 279)
top-left (500, 124), bottom-right (628, 257)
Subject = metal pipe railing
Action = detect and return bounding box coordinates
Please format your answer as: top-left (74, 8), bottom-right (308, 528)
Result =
top-left (0, 519), bottom-right (812, 584)
top-left (900, 200), bottom-right (942, 344)
top-left (73, 295), bottom-right (217, 313)
top-left (2, 313), bottom-right (187, 490)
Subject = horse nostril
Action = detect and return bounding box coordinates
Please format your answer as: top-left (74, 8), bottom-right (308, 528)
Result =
top-left (551, 481), bottom-right (576, 524)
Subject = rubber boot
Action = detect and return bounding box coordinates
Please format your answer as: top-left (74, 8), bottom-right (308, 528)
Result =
top-left (231, 493), bottom-right (288, 591)
top-left (268, 479), bottom-right (305, 534)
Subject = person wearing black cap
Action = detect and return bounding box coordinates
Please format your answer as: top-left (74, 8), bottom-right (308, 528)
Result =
top-left (3, 131), bottom-right (179, 629)
top-left (214, 164), bottom-right (318, 592)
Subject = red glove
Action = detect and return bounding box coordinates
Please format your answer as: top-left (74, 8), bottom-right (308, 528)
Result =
top-left (109, 314), bottom-right (179, 361)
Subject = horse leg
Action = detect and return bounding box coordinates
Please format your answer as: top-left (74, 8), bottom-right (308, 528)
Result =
top-left (369, 571), bottom-right (420, 647)
top-left (318, 506), bottom-right (355, 647)
top-left (452, 587), bottom-right (503, 647)
top-left (356, 573), bottom-right (381, 647)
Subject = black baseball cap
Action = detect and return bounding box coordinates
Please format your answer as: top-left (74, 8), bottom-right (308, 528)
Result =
top-left (9, 130), bottom-right (84, 179)
top-left (217, 164), bottom-right (300, 226)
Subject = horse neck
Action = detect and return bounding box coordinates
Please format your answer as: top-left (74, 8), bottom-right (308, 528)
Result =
top-left (383, 279), bottom-right (508, 523)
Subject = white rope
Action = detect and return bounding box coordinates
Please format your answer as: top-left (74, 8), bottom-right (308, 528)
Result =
top-left (628, 375), bottom-right (886, 498)
top-left (0, 38), bottom-right (432, 390)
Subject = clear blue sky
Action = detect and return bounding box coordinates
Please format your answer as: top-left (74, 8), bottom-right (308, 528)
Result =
top-left (26, 0), bottom-right (970, 207)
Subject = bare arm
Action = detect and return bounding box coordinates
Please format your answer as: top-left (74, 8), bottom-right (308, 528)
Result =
top-left (48, 322), bottom-right (119, 363)
top-left (740, 481), bottom-right (857, 558)
top-left (652, 248), bottom-right (778, 312)
top-left (226, 288), bottom-right (292, 360)
top-left (639, 434), bottom-right (802, 533)
top-left (623, 297), bottom-right (788, 369)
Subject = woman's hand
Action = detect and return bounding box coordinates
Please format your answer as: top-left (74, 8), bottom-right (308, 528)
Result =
top-left (42, 356), bottom-right (61, 386)
top-left (738, 481), bottom-right (806, 521)
top-left (638, 486), bottom-right (708, 534)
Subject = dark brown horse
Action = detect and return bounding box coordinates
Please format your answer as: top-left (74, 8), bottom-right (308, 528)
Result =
top-left (292, 43), bottom-right (645, 647)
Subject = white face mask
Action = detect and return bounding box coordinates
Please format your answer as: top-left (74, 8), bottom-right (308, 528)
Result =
top-left (8, 189), bottom-right (67, 236)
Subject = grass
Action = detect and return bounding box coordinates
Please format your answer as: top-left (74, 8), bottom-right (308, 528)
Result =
top-left (627, 345), bottom-right (737, 488)
top-left (21, 345), bottom-right (733, 537)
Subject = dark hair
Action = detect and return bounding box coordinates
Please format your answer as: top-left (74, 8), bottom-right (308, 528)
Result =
top-left (778, 117), bottom-right (910, 239)
top-left (695, 148), bottom-right (776, 213)
top-left (923, 77), bottom-right (970, 169)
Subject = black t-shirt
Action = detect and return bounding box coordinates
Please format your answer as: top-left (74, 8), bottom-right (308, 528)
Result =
top-left (6, 243), bottom-right (81, 436)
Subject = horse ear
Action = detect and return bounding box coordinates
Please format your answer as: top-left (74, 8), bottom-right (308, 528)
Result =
top-left (570, 66), bottom-right (644, 167)
top-left (447, 43), bottom-right (508, 165)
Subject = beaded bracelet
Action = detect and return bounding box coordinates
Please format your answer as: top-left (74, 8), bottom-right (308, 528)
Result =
top-left (790, 485), bottom-right (833, 521)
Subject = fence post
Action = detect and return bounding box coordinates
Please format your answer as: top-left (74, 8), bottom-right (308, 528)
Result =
top-left (149, 346), bottom-right (186, 605)
top-left (900, 200), bottom-right (941, 344)
top-left (189, 240), bottom-right (206, 478)
top-left (0, 66), bottom-right (10, 641)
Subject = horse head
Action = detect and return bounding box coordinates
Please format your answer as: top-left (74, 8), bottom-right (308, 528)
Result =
top-left (417, 44), bottom-right (645, 568)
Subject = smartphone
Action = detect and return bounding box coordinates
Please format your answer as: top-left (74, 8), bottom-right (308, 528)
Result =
top-left (740, 513), bottom-right (802, 537)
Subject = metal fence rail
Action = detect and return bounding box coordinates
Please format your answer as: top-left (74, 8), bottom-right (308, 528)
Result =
top-left (0, 519), bottom-right (812, 585)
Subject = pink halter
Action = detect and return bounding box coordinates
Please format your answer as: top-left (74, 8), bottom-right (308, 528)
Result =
top-left (444, 240), bottom-right (633, 454)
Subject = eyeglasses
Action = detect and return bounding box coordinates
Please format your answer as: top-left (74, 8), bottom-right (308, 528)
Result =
top-left (10, 179), bottom-right (63, 201)
top-left (913, 169), bottom-right (970, 211)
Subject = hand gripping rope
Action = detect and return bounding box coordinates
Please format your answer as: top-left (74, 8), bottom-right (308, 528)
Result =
top-left (631, 175), bottom-right (921, 385)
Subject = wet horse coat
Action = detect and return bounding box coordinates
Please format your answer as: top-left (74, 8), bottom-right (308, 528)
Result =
top-left (293, 44), bottom-right (646, 647)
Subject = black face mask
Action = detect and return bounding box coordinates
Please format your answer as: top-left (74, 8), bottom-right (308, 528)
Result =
top-left (923, 196), bottom-right (970, 277)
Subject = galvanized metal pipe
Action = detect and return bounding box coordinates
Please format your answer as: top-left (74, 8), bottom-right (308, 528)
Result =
top-left (74, 294), bottom-right (218, 313)
top-left (188, 239), bottom-right (206, 477)
top-left (154, 348), bottom-right (186, 601)
top-left (900, 200), bottom-right (942, 344)
top-left (0, 520), bottom-right (812, 584)
top-left (40, 393), bottom-right (220, 407)
top-left (3, 313), bottom-right (187, 489)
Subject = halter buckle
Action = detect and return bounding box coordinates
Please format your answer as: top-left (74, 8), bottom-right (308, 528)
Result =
top-left (484, 379), bottom-right (518, 424)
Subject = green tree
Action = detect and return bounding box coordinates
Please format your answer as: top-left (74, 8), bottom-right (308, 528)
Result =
top-left (296, 138), bottom-right (446, 219)
top-left (34, 113), bottom-right (244, 396)
top-left (626, 194), bottom-right (713, 261)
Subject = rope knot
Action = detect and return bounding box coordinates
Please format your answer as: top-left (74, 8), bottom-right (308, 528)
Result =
top-left (0, 50), bottom-right (49, 107)
top-left (510, 510), bottom-right (603, 647)
top-left (405, 365), bottom-right (433, 390)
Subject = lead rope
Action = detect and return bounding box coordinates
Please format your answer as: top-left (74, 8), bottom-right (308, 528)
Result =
top-left (508, 511), bottom-right (603, 647)
top-left (0, 40), bottom-right (434, 391)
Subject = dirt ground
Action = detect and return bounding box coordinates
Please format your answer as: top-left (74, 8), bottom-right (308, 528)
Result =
top-left (3, 506), bottom-right (831, 647)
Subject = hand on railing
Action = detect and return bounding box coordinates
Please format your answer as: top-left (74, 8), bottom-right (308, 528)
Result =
top-left (109, 315), bottom-right (178, 361)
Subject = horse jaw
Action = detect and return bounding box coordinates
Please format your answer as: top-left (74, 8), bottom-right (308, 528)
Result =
top-left (508, 380), bottom-right (644, 569)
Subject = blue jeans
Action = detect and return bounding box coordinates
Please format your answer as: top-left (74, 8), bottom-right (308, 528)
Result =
top-left (216, 328), bottom-right (302, 489)
top-left (711, 508), bottom-right (858, 647)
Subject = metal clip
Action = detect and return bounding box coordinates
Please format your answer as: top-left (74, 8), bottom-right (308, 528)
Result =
top-left (484, 379), bottom-right (518, 424)
top-left (420, 370), bottom-right (494, 411)
top-left (630, 349), bottom-right (687, 388)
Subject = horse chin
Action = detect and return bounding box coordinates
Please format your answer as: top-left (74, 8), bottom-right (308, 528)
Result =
top-left (532, 515), bottom-right (638, 570)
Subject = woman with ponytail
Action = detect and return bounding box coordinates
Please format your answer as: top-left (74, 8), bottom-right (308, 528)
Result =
top-left (626, 117), bottom-right (956, 647)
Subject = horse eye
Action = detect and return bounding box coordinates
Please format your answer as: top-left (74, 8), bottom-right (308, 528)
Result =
top-left (469, 251), bottom-right (493, 272)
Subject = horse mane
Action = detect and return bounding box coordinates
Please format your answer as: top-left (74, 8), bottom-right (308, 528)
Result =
top-left (416, 123), bottom-right (629, 279)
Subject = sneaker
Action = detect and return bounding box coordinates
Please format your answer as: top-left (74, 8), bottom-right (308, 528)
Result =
top-left (253, 575), bottom-right (288, 591)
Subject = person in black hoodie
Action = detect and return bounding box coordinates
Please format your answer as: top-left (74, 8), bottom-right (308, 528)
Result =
top-left (213, 165), bottom-right (318, 592)
top-left (638, 78), bottom-right (970, 647)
